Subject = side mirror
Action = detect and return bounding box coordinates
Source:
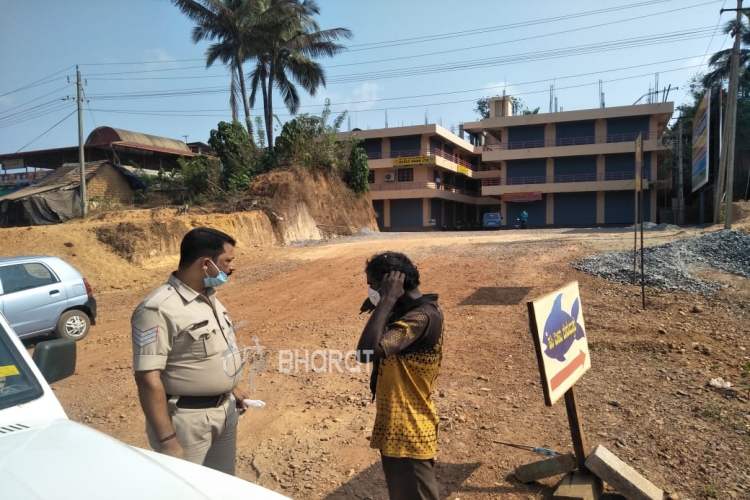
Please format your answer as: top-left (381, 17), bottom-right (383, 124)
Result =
top-left (32, 338), bottom-right (76, 384)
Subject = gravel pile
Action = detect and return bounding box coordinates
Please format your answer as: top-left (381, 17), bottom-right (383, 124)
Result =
top-left (573, 230), bottom-right (750, 294)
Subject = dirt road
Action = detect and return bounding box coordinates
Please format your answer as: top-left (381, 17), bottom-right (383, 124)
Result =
top-left (48, 227), bottom-right (750, 499)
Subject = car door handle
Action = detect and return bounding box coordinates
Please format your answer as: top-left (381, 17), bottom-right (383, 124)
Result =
top-left (49, 290), bottom-right (60, 295)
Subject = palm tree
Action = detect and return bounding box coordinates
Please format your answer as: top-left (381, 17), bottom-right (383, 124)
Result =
top-left (702, 11), bottom-right (750, 91)
top-left (172, 0), bottom-right (256, 131)
top-left (246, 0), bottom-right (351, 151)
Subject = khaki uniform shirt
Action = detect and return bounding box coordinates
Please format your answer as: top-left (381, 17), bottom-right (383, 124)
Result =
top-left (131, 273), bottom-right (242, 396)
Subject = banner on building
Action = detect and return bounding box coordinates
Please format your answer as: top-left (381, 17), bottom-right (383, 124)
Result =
top-left (691, 89), bottom-right (711, 192)
top-left (393, 155), bottom-right (434, 167)
top-left (502, 192), bottom-right (543, 203)
top-left (457, 165), bottom-right (470, 176)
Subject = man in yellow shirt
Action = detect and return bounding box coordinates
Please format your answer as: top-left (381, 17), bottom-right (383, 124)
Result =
top-left (357, 252), bottom-right (443, 500)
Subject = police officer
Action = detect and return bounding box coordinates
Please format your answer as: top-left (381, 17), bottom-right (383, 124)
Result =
top-left (132, 227), bottom-right (249, 476)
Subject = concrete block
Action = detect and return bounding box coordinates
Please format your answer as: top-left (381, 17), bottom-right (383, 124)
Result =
top-left (515, 453), bottom-right (577, 483)
top-left (553, 472), bottom-right (604, 500)
top-left (584, 445), bottom-right (663, 500)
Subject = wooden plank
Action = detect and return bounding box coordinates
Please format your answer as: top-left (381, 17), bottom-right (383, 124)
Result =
top-left (514, 454), bottom-right (577, 483)
top-left (564, 386), bottom-right (589, 472)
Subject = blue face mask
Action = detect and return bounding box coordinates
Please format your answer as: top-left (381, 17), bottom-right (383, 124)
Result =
top-left (204, 260), bottom-right (228, 288)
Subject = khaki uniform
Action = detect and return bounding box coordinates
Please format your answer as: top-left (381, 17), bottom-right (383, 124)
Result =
top-left (132, 273), bottom-right (243, 475)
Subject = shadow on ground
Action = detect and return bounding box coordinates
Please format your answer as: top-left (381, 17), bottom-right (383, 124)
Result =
top-left (460, 287), bottom-right (533, 306)
top-left (323, 462), bottom-right (552, 500)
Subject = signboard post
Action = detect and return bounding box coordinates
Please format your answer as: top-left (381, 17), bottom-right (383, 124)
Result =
top-left (523, 282), bottom-right (662, 497)
top-left (528, 281), bottom-right (591, 469)
top-left (635, 133), bottom-right (645, 309)
top-left (633, 134), bottom-right (642, 286)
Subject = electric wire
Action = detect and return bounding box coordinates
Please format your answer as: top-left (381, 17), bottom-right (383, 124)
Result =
top-left (80, 1), bottom-right (717, 82)
top-left (87, 62), bottom-right (707, 119)
top-left (326, 28), bottom-right (719, 84)
top-left (82, 55), bottom-right (705, 111)
top-left (0, 66), bottom-right (73, 98)
top-left (0, 101), bottom-right (73, 128)
top-left (0, 85), bottom-right (71, 118)
top-left (345, 0), bottom-right (684, 50)
top-left (14, 109), bottom-right (77, 153)
top-left (326, 0), bottom-right (718, 69)
top-left (698, 0), bottom-right (729, 71)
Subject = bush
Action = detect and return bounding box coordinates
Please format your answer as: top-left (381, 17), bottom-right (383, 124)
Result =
top-left (178, 155), bottom-right (221, 197)
top-left (275, 99), bottom-right (357, 174)
top-left (208, 121), bottom-right (258, 192)
top-left (346, 147), bottom-right (369, 194)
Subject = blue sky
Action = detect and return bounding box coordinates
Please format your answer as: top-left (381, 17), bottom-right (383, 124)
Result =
top-left (0, 0), bottom-right (734, 155)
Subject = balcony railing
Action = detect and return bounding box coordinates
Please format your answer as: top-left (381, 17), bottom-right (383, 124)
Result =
top-left (370, 181), bottom-right (480, 197)
top-left (481, 171), bottom-right (651, 186)
top-left (366, 148), bottom-right (477, 171)
top-left (482, 131), bottom-right (661, 151)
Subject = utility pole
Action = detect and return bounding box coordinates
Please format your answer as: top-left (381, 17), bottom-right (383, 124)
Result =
top-left (182, 135), bottom-right (189, 143)
top-left (76, 66), bottom-right (87, 218)
top-left (723, 0), bottom-right (743, 229)
top-left (678, 119), bottom-right (684, 224)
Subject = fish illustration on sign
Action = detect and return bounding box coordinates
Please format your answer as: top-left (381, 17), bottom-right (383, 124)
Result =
top-left (542, 293), bottom-right (585, 362)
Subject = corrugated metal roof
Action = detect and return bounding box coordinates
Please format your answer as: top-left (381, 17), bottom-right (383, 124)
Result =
top-left (86, 126), bottom-right (192, 153)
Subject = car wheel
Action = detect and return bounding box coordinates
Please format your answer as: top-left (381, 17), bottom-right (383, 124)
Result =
top-left (55, 310), bottom-right (91, 341)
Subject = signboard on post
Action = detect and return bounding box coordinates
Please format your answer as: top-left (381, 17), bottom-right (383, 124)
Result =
top-left (528, 282), bottom-right (590, 406)
top-left (691, 89), bottom-right (711, 192)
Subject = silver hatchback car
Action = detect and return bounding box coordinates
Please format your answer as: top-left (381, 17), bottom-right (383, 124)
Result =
top-left (0, 256), bottom-right (97, 341)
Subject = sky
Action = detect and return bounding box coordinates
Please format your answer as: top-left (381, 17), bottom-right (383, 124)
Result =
top-left (0, 0), bottom-right (735, 156)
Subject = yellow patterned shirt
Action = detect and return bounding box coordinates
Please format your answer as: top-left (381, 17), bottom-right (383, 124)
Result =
top-left (370, 299), bottom-right (443, 459)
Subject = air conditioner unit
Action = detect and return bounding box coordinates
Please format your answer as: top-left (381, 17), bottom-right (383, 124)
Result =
top-left (384, 173), bottom-right (396, 182)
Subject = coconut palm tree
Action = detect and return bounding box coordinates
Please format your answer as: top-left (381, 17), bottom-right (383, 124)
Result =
top-left (702, 11), bottom-right (750, 92)
top-left (172, 0), bottom-right (256, 131)
top-left (245, 0), bottom-right (351, 151)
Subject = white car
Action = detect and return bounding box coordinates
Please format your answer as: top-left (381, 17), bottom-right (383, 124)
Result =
top-left (0, 313), bottom-right (289, 500)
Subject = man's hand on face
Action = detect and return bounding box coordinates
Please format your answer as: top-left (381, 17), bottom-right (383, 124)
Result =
top-left (380, 271), bottom-right (405, 304)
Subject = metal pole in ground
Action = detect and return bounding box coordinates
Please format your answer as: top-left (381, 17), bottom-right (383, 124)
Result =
top-left (76, 66), bottom-right (87, 218)
top-left (723, 0), bottom-right (744, 229)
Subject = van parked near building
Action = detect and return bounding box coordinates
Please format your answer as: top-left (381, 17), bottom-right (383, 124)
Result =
top-left (482, 212), bottom-right (502, 229)
top-left (0, 256), bottom-right (96, 341)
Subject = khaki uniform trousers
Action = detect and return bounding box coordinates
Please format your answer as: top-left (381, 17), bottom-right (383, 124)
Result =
top-left (147, 395), bottom-right (239, 476)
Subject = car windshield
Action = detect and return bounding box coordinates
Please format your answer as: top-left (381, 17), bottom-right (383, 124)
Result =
top-left (0, 325), bottom-right (43, 410)
top-left (485, 213), bottom-right (500, 219)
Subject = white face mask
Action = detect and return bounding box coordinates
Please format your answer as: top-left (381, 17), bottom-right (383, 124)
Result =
top-left (367, 287), bottom-right (381, 307)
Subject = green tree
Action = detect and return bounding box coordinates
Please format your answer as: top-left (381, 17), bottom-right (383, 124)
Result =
top-left (208, 120), bottom-right (258, 191)
top-left (171, 0), bottom-right (256, 131)
top-left (345, 147), bottom-right (369, 194)
top-left (702, 10), bottom-right (750, 93)
top-left (246, 0), bottom-right (351, 150)
top-left (178, 155), bottom-right (222, 196)
top-left (275, 98), bottom-right (355, 172)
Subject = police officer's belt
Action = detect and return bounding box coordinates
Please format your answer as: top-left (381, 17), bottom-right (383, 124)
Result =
top-left (166, 393), bottom-right (230, 409)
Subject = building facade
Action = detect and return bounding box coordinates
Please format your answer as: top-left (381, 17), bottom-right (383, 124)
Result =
top-left (340, 97), bottom-right (674, 231)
